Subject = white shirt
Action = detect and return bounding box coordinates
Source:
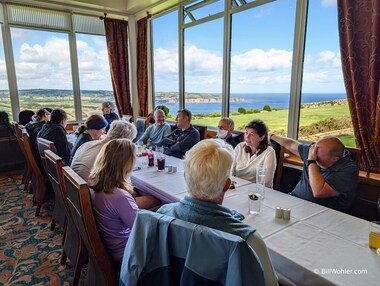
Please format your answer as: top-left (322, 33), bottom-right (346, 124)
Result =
top-left (232, 142), bottom-right (276, 188)
top-left (70, 140), bottom-right (105, 182)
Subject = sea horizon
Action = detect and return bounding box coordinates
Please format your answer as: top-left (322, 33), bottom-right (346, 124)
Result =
top-left (157, 92), bottom-right (347, 114)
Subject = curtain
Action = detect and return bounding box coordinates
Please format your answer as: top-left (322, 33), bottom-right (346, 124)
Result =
top-left (137, 17), bottom-right (149, 116)
top-left (104, 18), bottom-right (133, 116)
top-left (338, 0), bottom-right (380, 173)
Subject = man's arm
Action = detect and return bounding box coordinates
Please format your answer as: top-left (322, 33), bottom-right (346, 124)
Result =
top-left (270, 134), bottom-right (300, 157)
top-left (160, 129), bottom-right (177, 147)
top-left (166, 128), bottom-right (200, 154)
top-left (307, 144), bottom-right (340, 198)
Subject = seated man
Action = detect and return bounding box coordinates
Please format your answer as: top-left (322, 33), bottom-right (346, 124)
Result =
top-left (270, 134), bottom-right (359, 211)
top-left (159, 109), bottom-right (200, 158)
top-left (137, 109), bottom-right (171, 149)
top-left (214, 117), bottom-right (240, 148)
top-left (70, 120), bottom-right (137, 182)
top-left (157, 139), bottom-right (278, 286)
top-left (102, 101), bottom-right (119, 131)
top-left (37, 108), bottom-right (71, 165)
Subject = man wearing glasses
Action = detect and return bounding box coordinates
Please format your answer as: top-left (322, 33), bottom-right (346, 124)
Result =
top-left (214, 117), bottom-right (240, 148)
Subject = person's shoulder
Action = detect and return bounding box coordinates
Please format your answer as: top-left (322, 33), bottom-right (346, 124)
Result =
top-left (157, 202), bottom-right (180, 214)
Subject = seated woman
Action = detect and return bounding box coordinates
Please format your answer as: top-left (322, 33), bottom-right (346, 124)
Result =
top-left (25, 108), bottom-right (51, 146)
top-left (68, 114), bottom-right (107, 165)
top-left (232, 119), bottom-right (276, 188)
top-left (89, 139), bottom-right (161, 262)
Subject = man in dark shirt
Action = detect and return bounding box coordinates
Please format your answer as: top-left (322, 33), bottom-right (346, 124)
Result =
top-left (102, 101), bottom-right (119, 131)
top-left (160, 109), bottom-right (200, 158)
top-left (214, 117), bottom-right (241, 148)
top-left (37, 109), bottom-right (72, 165)
top-left (270, 134), bottom-right (359, 211)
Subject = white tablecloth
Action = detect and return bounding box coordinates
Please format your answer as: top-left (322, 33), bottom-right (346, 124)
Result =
top-left (130, 155), bottom-right (380, 286)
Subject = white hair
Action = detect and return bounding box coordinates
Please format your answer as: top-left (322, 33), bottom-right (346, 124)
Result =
top-left (183, 139), bottom-right (233, 201)
top-left (107, 120), bottom-right (137, 140)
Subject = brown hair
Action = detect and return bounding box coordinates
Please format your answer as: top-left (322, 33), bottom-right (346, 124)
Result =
top-left (244, 119), bottom-right (269, 156)
top-left (89, 139), bottom-right (136, 194)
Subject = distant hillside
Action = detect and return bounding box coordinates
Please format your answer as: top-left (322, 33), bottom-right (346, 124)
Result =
top-left (155, 91), bottom-right (245, 104)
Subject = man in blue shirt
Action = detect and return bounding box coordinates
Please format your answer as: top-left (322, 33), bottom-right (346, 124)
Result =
top-left (270, 134), bottom-right (359, 211)
top-left (137, 109), bottom-right (171, 148)
top-left (160, 109), bottom-right (200, 158)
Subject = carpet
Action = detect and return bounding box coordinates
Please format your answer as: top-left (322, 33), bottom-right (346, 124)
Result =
top-left (0, 173), bottom-right (82, 285)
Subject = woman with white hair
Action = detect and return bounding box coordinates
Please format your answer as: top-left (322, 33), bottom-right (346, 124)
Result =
top-left (89, 139), bottom-right (160, 262)
top-left (70, 120), bottom-right (137, 182)
top-left (157, 139), bottom-right (278, 286)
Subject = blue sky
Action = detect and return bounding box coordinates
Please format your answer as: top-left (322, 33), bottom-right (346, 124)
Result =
top-left (0, 0), bottom-right (344, 94)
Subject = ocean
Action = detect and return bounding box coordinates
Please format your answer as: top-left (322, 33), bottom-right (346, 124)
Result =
top-left (160, 93), bottom-right (347, 114)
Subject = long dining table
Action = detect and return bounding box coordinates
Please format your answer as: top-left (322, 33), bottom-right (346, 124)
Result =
top-left (130, 155), bottom-right (380, 286)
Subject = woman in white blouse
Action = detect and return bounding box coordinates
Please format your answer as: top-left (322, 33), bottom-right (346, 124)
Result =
top-left (232, 119), bottom-right (276, 187)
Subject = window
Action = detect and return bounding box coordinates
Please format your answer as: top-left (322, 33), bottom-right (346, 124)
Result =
top-left (300, 0), bottom-right (354, 146)
top-left (152, 10), bottom-right (179, 118)
top-left (229, 0), bottom-right (296, 132)
top-left (76, 33), bottom-right (114, 119)
top-left (0, 27), bottom-right (12, 119)
top-left (184, 17), bottom-right (224, 123)
top-left (184, 0), bottom-right (224, 24)
top-left (11, 27), bottom-right (75, 119)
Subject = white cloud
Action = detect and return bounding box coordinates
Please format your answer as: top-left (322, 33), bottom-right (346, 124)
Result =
top-left (321, 0), bottom-right (336, 8)
top-left (303, 70), bottom-right (343, 83)
top-left (184, 44), bottom-right (222, 74)
top-left (13, 36), bottom-right (112, 89)
top-left (231, 48), bottom-right (292, 72)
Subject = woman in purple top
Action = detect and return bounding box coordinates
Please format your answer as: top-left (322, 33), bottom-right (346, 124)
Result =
top-left (89, 139), bottom-right (160, 261)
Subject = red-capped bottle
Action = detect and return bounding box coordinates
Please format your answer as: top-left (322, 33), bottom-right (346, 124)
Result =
top-left (148, 150), bottom-right (154, 167)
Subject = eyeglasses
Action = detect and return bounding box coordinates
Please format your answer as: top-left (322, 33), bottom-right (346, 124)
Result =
top-left (218, 126), bottom-right (228, 130)
top-left (156, 116), bottom-right (165, 119)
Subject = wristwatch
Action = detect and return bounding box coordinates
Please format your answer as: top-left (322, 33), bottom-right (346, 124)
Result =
top-left (307, 160), bottom-right (317, 167)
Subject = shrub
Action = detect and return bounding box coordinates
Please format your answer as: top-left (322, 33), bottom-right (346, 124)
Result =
top-left (238, 107), bottom-right (246, 114)
top-left (263, 105), bottom-right (272, 112)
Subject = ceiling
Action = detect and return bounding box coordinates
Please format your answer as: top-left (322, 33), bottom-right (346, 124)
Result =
top-left (3, 0), bottom-right (183, 18)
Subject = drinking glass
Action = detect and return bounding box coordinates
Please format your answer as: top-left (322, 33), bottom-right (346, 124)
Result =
top-left (369, 221), bottom-right (380, 253)
top-left (256, 165), bottom-right (267, 198)
top-left (157, 153), bottom-right (166, 171)
top-left (248, 193), bottom-right (261, 215)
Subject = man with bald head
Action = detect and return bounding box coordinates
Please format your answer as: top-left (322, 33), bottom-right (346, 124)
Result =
top-left (137, 109), bottom-right (171, 149)
top-left (270, 135), bottom-right (359, 211)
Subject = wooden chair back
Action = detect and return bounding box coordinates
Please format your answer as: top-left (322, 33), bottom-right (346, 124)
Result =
top-left (14, 123), bottom-right (31, 190)
top-left (192, 124), bottom-right (207, 140)
top-left (21, 128), bottom-right (49, 216)
top-left (63, 166), bottom-right (117, 286)
top-left (45, 151), bottom-right (87, 285)
top-left (37, 137), bottom-right (58, 171)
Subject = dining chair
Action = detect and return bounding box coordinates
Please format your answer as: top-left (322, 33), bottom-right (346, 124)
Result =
top-left (37, 137), bottom-right (58, 173)
top-left (21, 130), bottom-right (52, 216)
top-left (63, 166), bottom-right (117, 286)
top-left (45, 150), bottom-right (87, 286)
top-left (122, 115), bottom-right (133, 123)
top-left (14, 123), bottom-right (32, 191)
top-left (133, 116), bottom-right (148, 143)
top-left (192, 123), bottom-right (207, 140)
top-left (120, 210), bottom-right (265, 286)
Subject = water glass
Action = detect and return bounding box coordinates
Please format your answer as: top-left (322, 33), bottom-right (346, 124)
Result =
top-left (248, 193), bottom-right (261, 215)
top-left (369, 221), bottom-right (380, 253)
top-left (256, 165), bottom-right (267, 198)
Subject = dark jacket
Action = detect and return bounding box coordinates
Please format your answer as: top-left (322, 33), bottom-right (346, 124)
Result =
top-left (104, 112), bottom-right (119, 131)
top-left (160, 125), bottom-right (200, 159)
top-left (37, 122), bottom-right (71, 165)
top-left (25, 119), bottom-right (46, 147)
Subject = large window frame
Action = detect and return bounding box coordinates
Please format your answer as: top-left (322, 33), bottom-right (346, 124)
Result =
top-left (150, 0), bottom-right (346, 141)
top-left (0, 3), bottom-right (108, 122)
